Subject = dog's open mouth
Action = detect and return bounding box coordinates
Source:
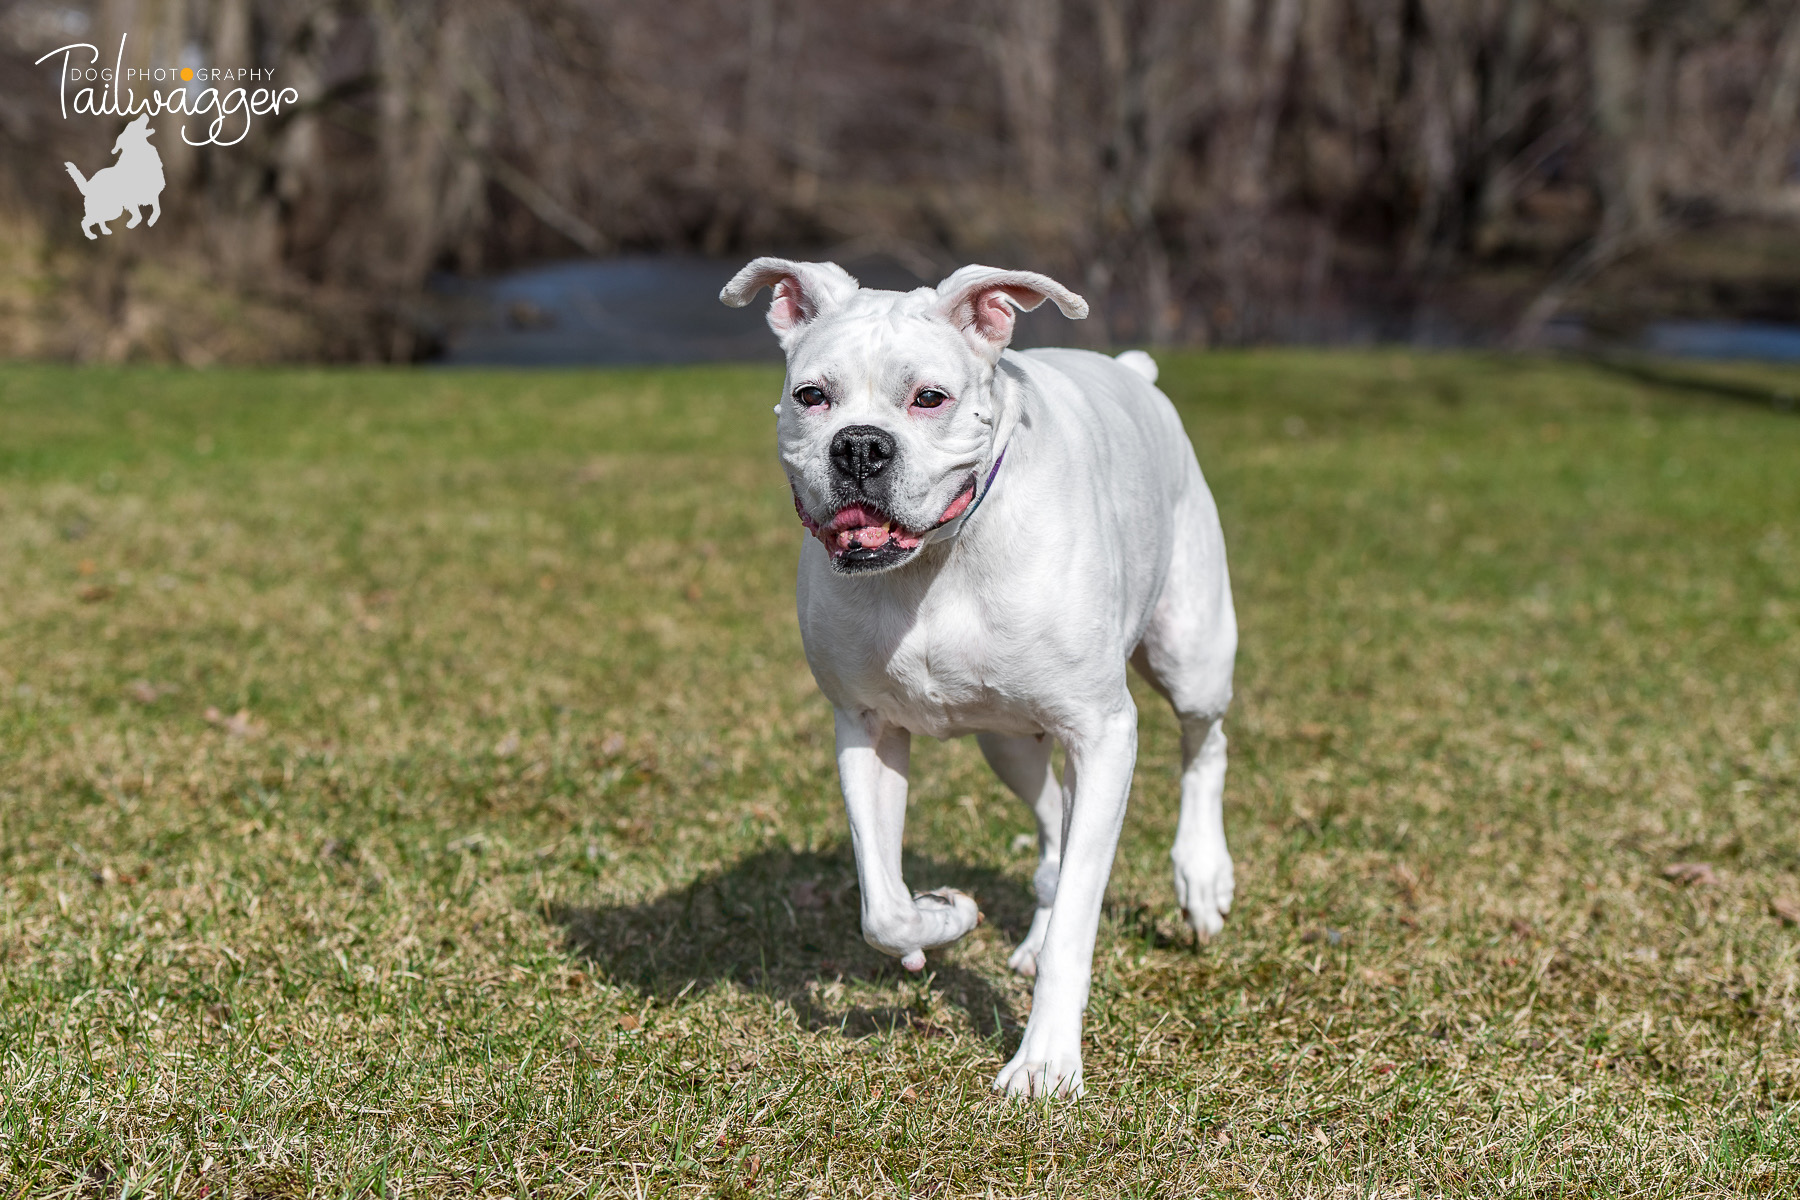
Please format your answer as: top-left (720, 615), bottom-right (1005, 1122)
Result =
top-left (795, 479), bottom-right (977, 572)
top-left (823, 504), bottom-right (927, 554)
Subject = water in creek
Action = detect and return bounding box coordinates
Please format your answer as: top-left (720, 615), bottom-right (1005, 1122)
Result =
top-left (428, 256), bottom-right (1800, 367)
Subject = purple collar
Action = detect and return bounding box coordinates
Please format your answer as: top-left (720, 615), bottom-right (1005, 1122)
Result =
top-left (960, 442), bottom-right (1007, 527)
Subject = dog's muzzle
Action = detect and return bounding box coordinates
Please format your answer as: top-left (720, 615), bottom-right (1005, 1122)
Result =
top-left (791, 442), bottom-right (1006, 574)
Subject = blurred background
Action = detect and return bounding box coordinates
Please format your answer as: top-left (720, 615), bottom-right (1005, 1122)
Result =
top-left (4, 0), bottom-right (1800, 366)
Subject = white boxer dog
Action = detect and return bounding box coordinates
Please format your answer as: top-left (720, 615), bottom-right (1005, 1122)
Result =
top-left (720, 259), bottom-right (1237, 1098)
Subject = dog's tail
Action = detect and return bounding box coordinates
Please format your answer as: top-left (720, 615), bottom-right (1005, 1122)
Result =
top-left (1115, 348), bottom-right (1158, 384)
top-left (63, 162), bottom-right (89, 194)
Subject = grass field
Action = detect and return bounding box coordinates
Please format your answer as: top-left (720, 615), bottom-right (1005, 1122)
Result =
top-left (1, 351), bottom-right (1798, 1198)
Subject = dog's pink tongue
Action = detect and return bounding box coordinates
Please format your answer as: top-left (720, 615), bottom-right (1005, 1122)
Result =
top-left (835, 524), bottom-right (891, 551)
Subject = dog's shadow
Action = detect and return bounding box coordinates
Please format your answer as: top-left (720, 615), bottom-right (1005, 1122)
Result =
top-left (549, 844), bottom-right (1036, 1040)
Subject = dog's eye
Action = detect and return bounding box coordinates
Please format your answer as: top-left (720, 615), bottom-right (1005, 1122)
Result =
top-left (793, 385), bottom-right (828, 407)
top-left (913, 388), bottom-right (949, 409)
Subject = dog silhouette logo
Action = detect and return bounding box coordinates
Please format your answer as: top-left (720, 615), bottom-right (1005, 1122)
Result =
top-left (63, 113), bottom-right (165, 240)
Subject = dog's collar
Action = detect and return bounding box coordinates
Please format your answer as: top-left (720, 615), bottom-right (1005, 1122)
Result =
top-left (924, 440), bottom-right (1008, 545)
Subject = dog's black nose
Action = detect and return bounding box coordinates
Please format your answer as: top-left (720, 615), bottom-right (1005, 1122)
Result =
top-left (830, 425), bottom-right (897, 482)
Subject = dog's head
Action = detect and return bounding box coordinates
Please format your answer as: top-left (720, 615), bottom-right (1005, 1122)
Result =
top-left (721, 259), bottom-right (1086, 575)
top-left (112, 114), bottom-right (154, 155)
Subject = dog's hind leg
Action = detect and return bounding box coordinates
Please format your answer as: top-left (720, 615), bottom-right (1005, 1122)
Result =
top-left (125, 205), bottom-right (142, 228)
top-left (834, 708), bottom-right (981, 971)
top-left (147, 198), bottom-right (160, 226)
top-left (1131, 470), bottom-right (1238, 939)
top-left (977, 732), bottom-right (1062, 975)
top-left (1165, 713), bottom-right (1232, 938)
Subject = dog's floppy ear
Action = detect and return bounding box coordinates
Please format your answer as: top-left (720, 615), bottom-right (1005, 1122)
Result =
top-left (720, 258), bottom-right (860, 346)
top-left (935, 265), bottom-right (1088, 360)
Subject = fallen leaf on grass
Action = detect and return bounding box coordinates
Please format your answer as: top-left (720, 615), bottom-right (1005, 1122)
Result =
top-left (612, 816), bottom-right (652, 843)
top-left (1663, 862), bottom-right (1718, 887)
top-left (1771, 897), bottom-right (1800, 925)
top-left (343, 590), bottom-right (394, 632)
top-left (617, 1014), bottom-right (640, 1031)
top-left (898, 1085), bottom-right (918, 1102)
top-left (127, 679), bottom-right (178, 704)
top-left (789, 880), bottom-right (827, 910)
top-left (743, 1154), bottom-right (761, 1188)
top-left (77, 584), bottom-right (113, 603)
top-left (204, 707), bottom-right (265, 739)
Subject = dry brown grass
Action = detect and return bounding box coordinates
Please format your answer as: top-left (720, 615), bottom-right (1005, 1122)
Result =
top-left (1, 353), bottom-right (1797, 1197)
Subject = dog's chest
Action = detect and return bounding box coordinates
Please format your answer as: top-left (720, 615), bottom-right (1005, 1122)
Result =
top-left (805, 583), bottom-right (1042, 738)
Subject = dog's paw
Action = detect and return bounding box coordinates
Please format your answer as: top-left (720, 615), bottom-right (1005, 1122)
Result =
top-left (1172, 848), bottom-right (1234, 940)
top-left (864, 887), bottom-right (981, 968)
top-left (994, 1010), bottom-right (1084, 1098)
top-left (993, 1051), bottom-right (1084, 1099)
top-left (1007, 906), bottom-right (1053, 976)
top-left (911, 887), bottom-right (981, 953)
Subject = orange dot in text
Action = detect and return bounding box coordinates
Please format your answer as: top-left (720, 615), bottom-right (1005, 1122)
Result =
top-left (180, 67), bottom-right (194, 81)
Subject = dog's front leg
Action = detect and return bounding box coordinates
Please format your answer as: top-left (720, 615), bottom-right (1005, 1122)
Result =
top-left (834, 708), bottom-right (980, 971)
top-left (993, 703), bottom-right (1137, 1099)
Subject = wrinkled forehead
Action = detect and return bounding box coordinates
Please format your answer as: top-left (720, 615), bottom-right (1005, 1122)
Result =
top-left (784, 288), bottom-right (973, 386)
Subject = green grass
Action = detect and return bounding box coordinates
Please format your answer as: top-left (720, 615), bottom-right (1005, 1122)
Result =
top-left (1, 351), bottom-right (1797, 1198)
